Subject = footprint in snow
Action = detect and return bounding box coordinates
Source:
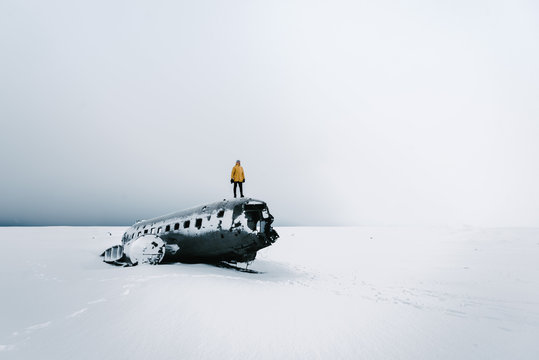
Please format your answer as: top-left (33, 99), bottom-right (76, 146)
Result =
top-left (122, 284), bottom-right (135, 296)
top-left (87, 298), bottom-right (107, 305)
top-left (24, 321), bottom-right (51, 334)
top-left (67, 308), bottom-right (88, 318)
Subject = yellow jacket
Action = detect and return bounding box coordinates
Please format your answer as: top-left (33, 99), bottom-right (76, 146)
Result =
top-left (231, 165), bottom-right (245, 182)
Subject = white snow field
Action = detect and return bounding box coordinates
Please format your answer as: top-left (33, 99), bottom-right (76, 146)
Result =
top-left (0, 226), bottom-right (538, 359)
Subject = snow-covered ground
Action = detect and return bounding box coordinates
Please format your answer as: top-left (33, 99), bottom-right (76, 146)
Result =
top-left (0, 226), bottom-right (538, 359)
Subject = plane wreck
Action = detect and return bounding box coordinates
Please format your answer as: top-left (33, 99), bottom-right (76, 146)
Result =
top-left (101, 198), bottom-right (279, 266)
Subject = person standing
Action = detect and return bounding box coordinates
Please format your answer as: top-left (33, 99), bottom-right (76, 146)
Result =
top-left (230, 160), bottom-right (245, 198)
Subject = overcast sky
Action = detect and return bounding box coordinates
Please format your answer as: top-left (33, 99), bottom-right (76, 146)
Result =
top-left (1, 0), bottom-right (538, 226)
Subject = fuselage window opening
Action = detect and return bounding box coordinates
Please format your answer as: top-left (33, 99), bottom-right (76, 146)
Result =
top-left (150, 228), bottom-right (155, 234)
top-left (174, 223), bottom-right (180, 230)
top-left (144, 229), bottom-right (148, 234)
top-left (184, 220), bottom-right (190, 228)
top-left (131, 233), bottom-right (134, 239)
top-left (195, 218), bottom-right (202, 229)
top-left (138, 231), bottom-right (141, 236)
top-left (166, 225), bottom-right (171, 232)
top-left (157, 227), bottom-right (162, 234)
top-left (217, 209), bottom-right (225, 218)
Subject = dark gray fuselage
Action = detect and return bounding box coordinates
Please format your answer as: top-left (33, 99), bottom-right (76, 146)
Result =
top-left (120, 198), bottom-right (278, 263)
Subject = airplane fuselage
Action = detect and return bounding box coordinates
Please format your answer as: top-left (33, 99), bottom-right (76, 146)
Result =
top-left (103, 198), bottom-right (279, 266)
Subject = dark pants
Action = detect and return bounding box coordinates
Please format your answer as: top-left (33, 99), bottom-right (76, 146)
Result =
top-left (233, 182), bottom-right (244, 198)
